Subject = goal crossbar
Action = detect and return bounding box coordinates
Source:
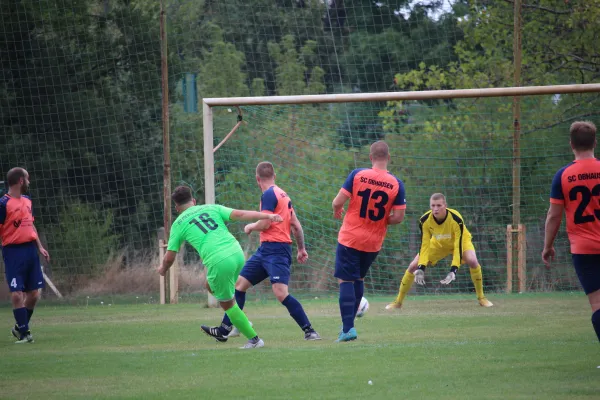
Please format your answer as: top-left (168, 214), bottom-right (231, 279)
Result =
top-left (203, 83), bottom-right (600, 107)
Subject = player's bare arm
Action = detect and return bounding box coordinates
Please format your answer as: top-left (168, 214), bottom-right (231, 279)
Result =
top-left (291, 212), bottom-right (308, 263)
top-left (332, 190), bottom-right (349, 219)
top-left (387, 209), bottom-right (405, 225)
top-left (158, 250), bottom-right (177, 276)
top-left (32, 225), bottom-right (49, 261)
top-left (542, 203), bottom-right (564, 266)
top-left (244, 219), bottom-right (272, 234)
top-left (230, 210), bottom-right (282, 223)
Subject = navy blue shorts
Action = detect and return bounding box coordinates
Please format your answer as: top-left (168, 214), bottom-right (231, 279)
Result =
top-left (572, 254), bottom-right (600, 295)
top-left (334, 243), bottom-right (379, 281)
top-left (240, 242), bottom-right (292, 286)
top-left (3, 241), bottom-right (44, 293)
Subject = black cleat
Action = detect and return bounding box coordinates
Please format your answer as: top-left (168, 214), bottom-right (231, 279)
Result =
top-left (201, 325), bottom-right (228, 343)
top-left (304, 329), bottom-right (322, 341)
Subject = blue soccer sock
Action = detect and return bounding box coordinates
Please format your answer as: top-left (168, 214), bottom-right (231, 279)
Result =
top-left (339, 282), bottom-right (356, 333)
top-left (13, 307), bottom-right (29, 335)
top-left (220, 290), bottom-right (246, 335)
top-left (27, 308), bottom-right (34, 323)
top-left (592, 309), bottom-right (600, 343)
top-left (281, 295), bottom-right (311, 331)
top-left (353, 280), bottom-right (364, 319)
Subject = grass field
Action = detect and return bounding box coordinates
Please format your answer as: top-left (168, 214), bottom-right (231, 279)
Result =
top-left (1, 293), bottom-right (599, 399)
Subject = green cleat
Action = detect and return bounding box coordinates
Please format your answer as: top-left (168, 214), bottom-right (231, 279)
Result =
top-left (336, 327), bottom-right (358, 342)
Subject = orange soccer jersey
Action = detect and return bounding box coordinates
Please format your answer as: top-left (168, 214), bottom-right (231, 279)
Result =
top-left (337, 168), bottom-right (406, 252)
top-left (0, 194), bottom-right (38, 246)
top-left (550, 158), bottom-right (600, 254)
top-left (259, 185), bottom-right (293, 244)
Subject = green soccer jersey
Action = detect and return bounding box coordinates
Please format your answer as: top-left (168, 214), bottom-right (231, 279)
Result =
top-left (167, 204), bottom-right (243, 268)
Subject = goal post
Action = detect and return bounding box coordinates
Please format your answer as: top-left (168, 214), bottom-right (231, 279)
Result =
top-left (201, 83), bottom-right (600, 303)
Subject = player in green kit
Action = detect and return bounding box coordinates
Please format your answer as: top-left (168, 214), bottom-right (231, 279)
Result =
top-left (158, 186), bottom-right (283, 349)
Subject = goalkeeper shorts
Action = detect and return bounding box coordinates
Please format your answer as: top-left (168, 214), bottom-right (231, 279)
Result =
top-left (426, 240), bottom-right (476, 266)
top-left (206, 250), bottom-right (245, 302)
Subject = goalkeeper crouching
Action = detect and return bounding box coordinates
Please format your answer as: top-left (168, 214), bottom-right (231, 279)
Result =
top-left (386, 193), bottom-right (493, 310)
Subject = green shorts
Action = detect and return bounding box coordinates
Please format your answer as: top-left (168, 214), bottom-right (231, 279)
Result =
top-left (206, 250), bottom-right (245, 302)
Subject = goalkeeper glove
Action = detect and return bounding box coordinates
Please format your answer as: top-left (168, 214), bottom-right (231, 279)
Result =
top-left (414, 268), bottom-right (426, 285)
top-left (440, 266), bottom-right (458, 285)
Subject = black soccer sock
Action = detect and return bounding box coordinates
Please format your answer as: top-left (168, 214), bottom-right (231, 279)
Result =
top-left (353, 280), bottom-right (364, 319)
top-left (13, 307), bottom-right (29, 335)
top-left (27, 308), bottom-right (34, 323)
top-left (339, 282), bottom-right (355, 333)
top-left (281, 294), bottom-right (310, 331)
top-left (592, 309), bottom-right (600, 343)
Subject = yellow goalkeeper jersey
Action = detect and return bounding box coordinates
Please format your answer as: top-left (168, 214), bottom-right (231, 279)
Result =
top-left (417, 208), bottom-right (472, 267)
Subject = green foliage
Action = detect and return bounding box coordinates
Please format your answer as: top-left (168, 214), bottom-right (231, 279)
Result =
top-left (268, 35), bottom-right (326, 95)
top-left (46, 201), bottom-right (118, 276)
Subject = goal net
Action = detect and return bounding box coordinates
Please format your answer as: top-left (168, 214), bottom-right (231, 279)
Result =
top-left (199, 88), bottom-right (599, 300)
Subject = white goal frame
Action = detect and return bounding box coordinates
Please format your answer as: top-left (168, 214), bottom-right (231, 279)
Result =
top-left (202, 83), bottom-right (600, 306)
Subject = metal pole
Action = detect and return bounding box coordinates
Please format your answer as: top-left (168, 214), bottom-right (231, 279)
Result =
top-left (203, 101), bottom-right (219, 308)
top-left (160, 0), bottom-right (172, 303)
top-left (511, 0), bottom-right (523, 293)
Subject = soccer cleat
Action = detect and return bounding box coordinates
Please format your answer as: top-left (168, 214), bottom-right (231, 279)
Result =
top-left (227, 321), bottom-right (252, 338)
top-left (11, 324), bottom-right (20, 339)
top-left (385, 301), bottom-right (402, 310)
top-left (336, 327), bottom-right (358, 342)
top-left (240, 337), bottom-right (264, 349)
top-left (304, 329), bottom-right (322, 341)
top-left (15, 331), bottom-right (34, 344)
top-left (478, 297), bottom-right (494, 307)
top-left (201, 325), bottom-right (228, 343)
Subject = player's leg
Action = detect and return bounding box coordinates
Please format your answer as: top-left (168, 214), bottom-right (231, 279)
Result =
top-left (25, 250), bottom-right (44, 325)
top-left (352, 250), bottom-right (378, 318)
top-left (462, 248), bottom-right (493, 307)
top-left (201, 252), bottom-right (264, 348)
top-left (572, 254), bottom-right (600, 342)
top-left (590, 289), bottom-right (600, 343)
top-left (271, 282), bottom-right (320, 340)
top-left (334, 243), bottom-right (360, 341)
top-left (4, 245), bottom-right (33, 343)
top-left (24, 289), bottom-right (41, 324)
top-left (263, 243), bottom-right (320, 339)
top-left (219, 250), bottom-right (267, 337)
top-left (387, 254), bottom-right (420, 310)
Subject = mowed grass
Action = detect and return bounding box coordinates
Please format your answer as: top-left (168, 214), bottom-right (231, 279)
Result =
top-left (1, 293), bottom-right (598, 400)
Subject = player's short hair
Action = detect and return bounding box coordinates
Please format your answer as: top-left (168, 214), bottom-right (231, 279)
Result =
top-left (6, 167), bottom-right (27, 186)
top-left (256, 161), bottom-right (275, 179)
top-left (430, 193), bottom-right (446, 203)
top-left (370, 141), bottom-right (389, 161)
top-left (171, 185), bottom-right (193, 206)
top-left (570, 121), bottom-right (596, 151)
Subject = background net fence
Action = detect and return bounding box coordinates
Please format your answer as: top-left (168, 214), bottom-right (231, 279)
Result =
top-left (1, 0), bottom-right (598, 302)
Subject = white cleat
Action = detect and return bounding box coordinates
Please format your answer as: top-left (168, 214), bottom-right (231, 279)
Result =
top-left (227, 321), bottom-right (252, 338)
top-left (478, 298), bottom-right (493, 307)
top-left (240, 338), bottom-right (264, 349)
top-left (385, 301), bottom-right (402, 310)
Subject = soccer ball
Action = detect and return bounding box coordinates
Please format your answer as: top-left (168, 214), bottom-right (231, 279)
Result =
top-left (356, 297), bottom-right (369, 318)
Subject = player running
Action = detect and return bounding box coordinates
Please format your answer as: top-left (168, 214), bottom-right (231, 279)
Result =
top-left (332, 141), bottom-right (406, 342)
top-left (543, 121), bottom-right (600, 344)
top-left (386, 193), bottom-right (493, 310)
top-left (1, 168), bottom-right (50, 343)
top-left (202, 162), bottom-right (321, 342)
top-left (158, 185), bottom-right (282, 349)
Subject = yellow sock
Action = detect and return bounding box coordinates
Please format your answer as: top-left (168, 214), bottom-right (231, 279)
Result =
top-left (470, 265), bottom-right (485, 299)
top-left (395, 271), bottom-right (415, 304)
